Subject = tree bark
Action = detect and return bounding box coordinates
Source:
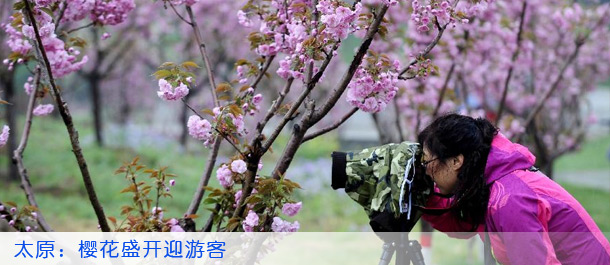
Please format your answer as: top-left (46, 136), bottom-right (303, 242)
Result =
top-left (2, 73), bottom-right (18, 181)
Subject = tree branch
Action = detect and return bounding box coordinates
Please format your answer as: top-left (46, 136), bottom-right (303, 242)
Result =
top-left (432, 62), bottom-right (455, 118)
top-left (169, 2), bottom-right (193, 26)
top-left (185, 138), bottom-right (222, 216)
top-left (64, 22), bottom-right (94, 35)
top-left (393, 96), bottom-right (405, 142)
top-left (311, 5), bottom-right (389, 124)
top-left (180, 98), bottom-right (244, 156)
top-left (23, 0), bottom-right (110, 232)
top-left (251, 56), bottom-right (275, 89)
top-left (185, 6), bottom-right (219, 107)
top-left (271, 5), bottom-right (391, 180)
top-left (495, 1), bottom-right (527, 126)
top-left (12, 67), bottom-right (53, 232)
top-left (302, 107), bottom-right (358, 143)
top-left (520, 41), bottom-right (583, 134)
top-left (398, 19), bottom-right (448, 80)
top-left (520, 4), bottom-right (609, 134)
top-left (254, 78), bottom-right (294, 137)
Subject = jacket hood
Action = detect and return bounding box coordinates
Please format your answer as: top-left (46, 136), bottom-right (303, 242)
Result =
top-left (484, 133), bottom-right (536, 184)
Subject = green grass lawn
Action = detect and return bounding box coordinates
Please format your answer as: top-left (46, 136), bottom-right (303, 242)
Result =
top-left (553, 133), bottom-right (610, 172)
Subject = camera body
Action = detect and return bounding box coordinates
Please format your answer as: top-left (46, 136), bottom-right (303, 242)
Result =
top-left (332, 142), bottom-right (434, 232)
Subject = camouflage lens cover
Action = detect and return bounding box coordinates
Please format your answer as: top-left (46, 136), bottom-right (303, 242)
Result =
top-left (343, 142), bottom-right (433, 219)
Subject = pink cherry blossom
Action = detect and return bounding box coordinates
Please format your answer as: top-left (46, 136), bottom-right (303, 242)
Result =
top-left (187, 115), bottom-right (213, 144)
top-left (33, 104), bottom-right (54, 116)
top-left (281, 202), bottom-right (302, 217)
top-left (216, 164), bottom-right (233, 188)
top-left (0, 125), bottom-right (9, 147)
top-left (231, 160), bottom-right (247, 174)
top-left (157, 79), bottom-right (189, 101)
top-left (242, 210), bottom-right (259, 232)
top-left (271, 217), bottom-right (300, 232)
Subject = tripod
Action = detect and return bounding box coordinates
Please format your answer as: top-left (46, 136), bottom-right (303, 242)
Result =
top-left (378, 233), bottom-right (426, 265)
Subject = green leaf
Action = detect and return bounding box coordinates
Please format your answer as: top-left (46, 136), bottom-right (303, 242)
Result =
top-left (203, 198), bottom-right (218, 204)
top-left (159, 62), bottom-right (176, 68)
top-left (153, 69), bottom-right (172, 80)
top-left (13, 1), bottom-right (25, 10)
top-left (39, 7), bottom-right (54, 17)
top-left (181, 61), bottom-right (200, 70)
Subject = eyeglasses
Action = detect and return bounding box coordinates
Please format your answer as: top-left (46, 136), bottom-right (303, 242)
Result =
top-left (421, 157), bottom-right (439, 168)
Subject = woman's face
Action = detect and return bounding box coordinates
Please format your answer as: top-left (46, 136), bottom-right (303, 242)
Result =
top-left (422, 147), bottom-right (460, 195)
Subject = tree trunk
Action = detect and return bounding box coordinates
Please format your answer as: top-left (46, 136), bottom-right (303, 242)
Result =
top-left (89, 73), bottom-right (104, 147)
top-left (179, 96), bottom-right (190, 148)
top-left (118, 81), bottom-right (130, 125)
top-left (2, 73), bottom-right (18, 182)
top-left (525, 121), bottom-right (554, 179)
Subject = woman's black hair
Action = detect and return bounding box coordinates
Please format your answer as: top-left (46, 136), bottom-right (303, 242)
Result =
top-left (418, 113), bottom-right (498, 231)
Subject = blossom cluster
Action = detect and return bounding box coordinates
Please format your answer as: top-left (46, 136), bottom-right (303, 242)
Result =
top-left (33, 104), bottom-right (54, 116)
top-left (346, 54), bottom-right (401, 113)
top-left (239, 0), bottom-right (363, 82)
top-left (91, 0), bottom-right (136, 25)
top-left (5, 10), bottom-right (89, 78)
top-left (0, 204), bottom-right (38, 232)
top-left (157, 79), bottom-right (190, 101)
top-left (216, 159), bottom-right (248, 188)
top-left (0, 125), bottom-right (10, 147)
top-left (242, 203), bottom-right (302, 232)
top-left (411, 0), bottom-right (468, 33)
top-left (187, 115), bottom-right (213, 146)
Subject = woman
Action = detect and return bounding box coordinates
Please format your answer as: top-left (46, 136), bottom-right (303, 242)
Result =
top-left (418, 113), bottom-right (610, 265)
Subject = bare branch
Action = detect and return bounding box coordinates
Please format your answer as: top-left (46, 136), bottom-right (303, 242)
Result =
top-left (302, 107), bottom-right (358, 143)
top-left (12, 67), bottom-right (53, 232)
top-left (23, 0), bottom-right (110, 232)
top-left (496, 1), bottom-right (527, 126)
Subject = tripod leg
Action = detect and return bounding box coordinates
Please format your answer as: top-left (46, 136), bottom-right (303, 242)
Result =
top-left (379, 242), bottom-right (396, 265)
top-left (396, 234), bottom-right (409, 265)
top-left (407, 240), bottom-right (426, 265)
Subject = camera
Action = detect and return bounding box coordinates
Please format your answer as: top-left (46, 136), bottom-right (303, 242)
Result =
top-left (331, 142), bottom-right (434, 232)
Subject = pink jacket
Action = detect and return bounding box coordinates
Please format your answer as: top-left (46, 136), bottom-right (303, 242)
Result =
top-left (423, 133), bottom-right (610, 264)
